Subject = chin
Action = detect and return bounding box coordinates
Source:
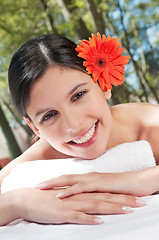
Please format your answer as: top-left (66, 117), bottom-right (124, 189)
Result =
top-left (86, 151), bottom-right (105, 159)
top-left (78, 147), bottom-right (106, 160)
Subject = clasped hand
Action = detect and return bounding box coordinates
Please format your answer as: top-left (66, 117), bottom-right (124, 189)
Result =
top-left (32, 170), bottom-right (153, 225)
top-left (38, 171), bottom-right (153, 198)
top-left (3, 171), bottom-right (149, 226)
top-left (25, 187), bottom-right (144, 225)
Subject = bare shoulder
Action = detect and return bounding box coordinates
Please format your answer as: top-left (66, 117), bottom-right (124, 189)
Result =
top-left (111, 102), bottom-right (159, 163)
top-left (134, 102), bottom-right (159, 163)
top-left (131, 102), bottom-right (159, 124)
top-left (24, 139), bottom-right (69, 160)
top-left (111, 102), bottom-right (159, 124)
top-left (14, 139), bottom-right (69, 163)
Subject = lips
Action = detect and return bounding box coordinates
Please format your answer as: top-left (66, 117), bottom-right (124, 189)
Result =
top-left (68, 121), bottom-right (98, 146)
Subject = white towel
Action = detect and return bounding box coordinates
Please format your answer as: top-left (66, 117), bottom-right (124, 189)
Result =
top-left (1, 140), bottom-right (156, 193)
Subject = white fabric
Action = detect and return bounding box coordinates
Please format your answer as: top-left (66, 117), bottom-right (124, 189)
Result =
top-left (0, 140), bottom-right (158, 240)
top-left (1, 140), bottom-right (156, 193)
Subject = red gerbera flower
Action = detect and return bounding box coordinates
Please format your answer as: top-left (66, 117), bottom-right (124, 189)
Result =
top-left (75, 32), bottom-right (130, 92)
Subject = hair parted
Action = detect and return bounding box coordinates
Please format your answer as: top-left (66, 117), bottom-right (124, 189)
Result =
top-left (8, 34), bottom-right (86, 120)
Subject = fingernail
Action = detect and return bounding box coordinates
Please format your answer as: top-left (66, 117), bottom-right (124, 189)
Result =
top-left (34, 183), bottom-right (46, 188)
top-left (122, 206), bottom-right (133, 213)
top-left (94, 218), bottom-right (103, 224)
top-left (135, 197), bottom-right (145, 206)
top-left (56, 192), bottom-right (64, 198)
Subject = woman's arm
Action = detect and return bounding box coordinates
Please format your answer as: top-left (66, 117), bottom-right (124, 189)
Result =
top-left (0, 190), bottom-right (19, 226)
top-left (0, 187), bottom-right (145, 226)
top-left (38, 166), bottom-right (159, 198)
top-left (0, 139), bottom-right (68, 191)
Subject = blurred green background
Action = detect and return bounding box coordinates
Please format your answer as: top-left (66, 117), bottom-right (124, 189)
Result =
top-left (0, 0), bottom-right (158, 165)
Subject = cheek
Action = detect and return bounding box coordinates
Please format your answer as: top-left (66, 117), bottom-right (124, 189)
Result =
top-left (89, 97), bottom-right (108, 117)
top-left (39, 126), bottom-right (64, 147)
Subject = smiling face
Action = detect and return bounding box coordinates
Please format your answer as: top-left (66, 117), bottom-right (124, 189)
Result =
top-left (26, 66), bottom-right (112, 159)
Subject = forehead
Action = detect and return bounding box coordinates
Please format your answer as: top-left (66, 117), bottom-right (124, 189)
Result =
top-left (30, 66), bottom-right (91, 95)
top-left (26, 66), bottom-right (93, 113)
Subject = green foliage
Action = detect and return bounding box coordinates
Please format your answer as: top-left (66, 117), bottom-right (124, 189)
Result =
top-left (0, 0), bottom-right (158, 103)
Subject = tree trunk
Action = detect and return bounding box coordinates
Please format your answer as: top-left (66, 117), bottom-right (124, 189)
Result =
top-left (58, 0), bottom-right (91, 39)
top-left (3, 100), bottom-right (33, 137)
top-left (39, 0), bottom-right (58, 33)
top-left (0, 104), bottom-right (22, 160)
top-left (117, 0), bottom-right (159, 103)
top-left (84, 0), bottom-right (105, 34)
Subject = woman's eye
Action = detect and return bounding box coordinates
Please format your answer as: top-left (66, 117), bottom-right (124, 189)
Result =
top-left (42, 111), bottom-right (57, 122)
top-left (73, 91), bottom-right (87, 102)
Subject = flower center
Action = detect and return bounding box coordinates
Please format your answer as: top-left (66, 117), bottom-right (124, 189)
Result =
top-left (97, 57), bottom-right (106, 67)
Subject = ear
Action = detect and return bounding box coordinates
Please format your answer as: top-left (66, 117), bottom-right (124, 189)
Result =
top-left (105, 89), bottom-right (112, 100)
top-left (23, 117), bottom-right (41, 138)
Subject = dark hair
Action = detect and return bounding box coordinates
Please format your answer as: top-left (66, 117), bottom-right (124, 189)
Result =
top-left (8, 34), bottom-right (86, 120)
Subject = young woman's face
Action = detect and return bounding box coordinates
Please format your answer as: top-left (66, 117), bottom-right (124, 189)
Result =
top-left (26, 66), bottom-right (112, 159)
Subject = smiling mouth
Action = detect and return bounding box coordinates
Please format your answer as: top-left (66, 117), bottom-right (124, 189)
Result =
top-left (68, 121), bottom-right (98, 145)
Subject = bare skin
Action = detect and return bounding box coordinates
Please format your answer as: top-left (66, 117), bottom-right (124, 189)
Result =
top-left (108, 102), bottom-right (159, 163)
top-left (1, 101), bottom-right (159, 188)
top-left (1, 102), bottom-right (159, 186)
top-left (0, 103), bottom-right (153, 226)
top-left (0, 103), bottom-right (158, 225)
top-left (0, 188), bottom-right (145, 226)
top-left (37, 103), bottom-right (159, 199)
top-left (0, 67), bottom-right (159, 226)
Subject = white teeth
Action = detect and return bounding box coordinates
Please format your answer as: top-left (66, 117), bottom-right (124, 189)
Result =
top-left (72, 124), bottom-right (96, 144)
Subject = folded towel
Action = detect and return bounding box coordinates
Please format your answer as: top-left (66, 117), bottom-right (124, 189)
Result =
top-left (1, 140), bottom-right (156, 193)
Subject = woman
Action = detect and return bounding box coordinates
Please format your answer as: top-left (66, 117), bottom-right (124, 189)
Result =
top-left (0, 33), bottom-right (158, 226)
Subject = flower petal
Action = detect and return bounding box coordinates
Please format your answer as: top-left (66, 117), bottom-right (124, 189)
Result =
top-left (92, 70), bottom-right (100, 83)
top-left (112, 56), bottom-right (130, 65)
top-left (110, 69), bottom-right (125, 81)
top-left (98, 76), bottom-right (105, 90)
top-left (110, 75), bottom-right (125, 86)
top-left (114, 66), bottom-right (125, 74)
top-left (103, 70), bottom-right (111, 84)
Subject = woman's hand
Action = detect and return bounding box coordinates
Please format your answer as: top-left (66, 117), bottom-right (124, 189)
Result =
top-left (64, 191), bottom-right (145, 210)
top-left (17, 188), bottom-right (145, 224)
top-left (37, 168), bottom-right (159, 199)
top-left (0, 187), bottom-right (144, 226)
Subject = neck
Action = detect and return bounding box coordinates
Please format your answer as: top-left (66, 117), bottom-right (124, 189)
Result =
top-left (106, 115), bottom-right (121, 150)
top-left (106, 106), bottom-right (130, 150)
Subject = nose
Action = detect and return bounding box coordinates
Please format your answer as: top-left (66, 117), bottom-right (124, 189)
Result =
top-left (61, 107), bottom-right (83, 132)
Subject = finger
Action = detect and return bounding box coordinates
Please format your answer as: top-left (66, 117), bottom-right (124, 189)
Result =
top-left (54, 206), bottom-right (103, 225)
top-left (65, 211), bottom-right (103, 225)
top-left (35, 174), bottom-right (80, 189)
top-left (35, 207), bottom-right (103, 225)
top-left (88, 193), bottom-right (145, 208)
top-left (56, 182), bottom-right (95, 198)
top-left (103, 194), bottom-right (145, 207)
top-left (66, 193), bottom-right (145, 208)
top-left (70, 199), bottom-right (133, 215)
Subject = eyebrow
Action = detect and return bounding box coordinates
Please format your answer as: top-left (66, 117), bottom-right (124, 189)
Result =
top-left (67, 82), bottom-right (87, 97)
top-left (34, 107), bottom-right (53, 120)
top-left (34, 82), bottom-right (88, 120)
